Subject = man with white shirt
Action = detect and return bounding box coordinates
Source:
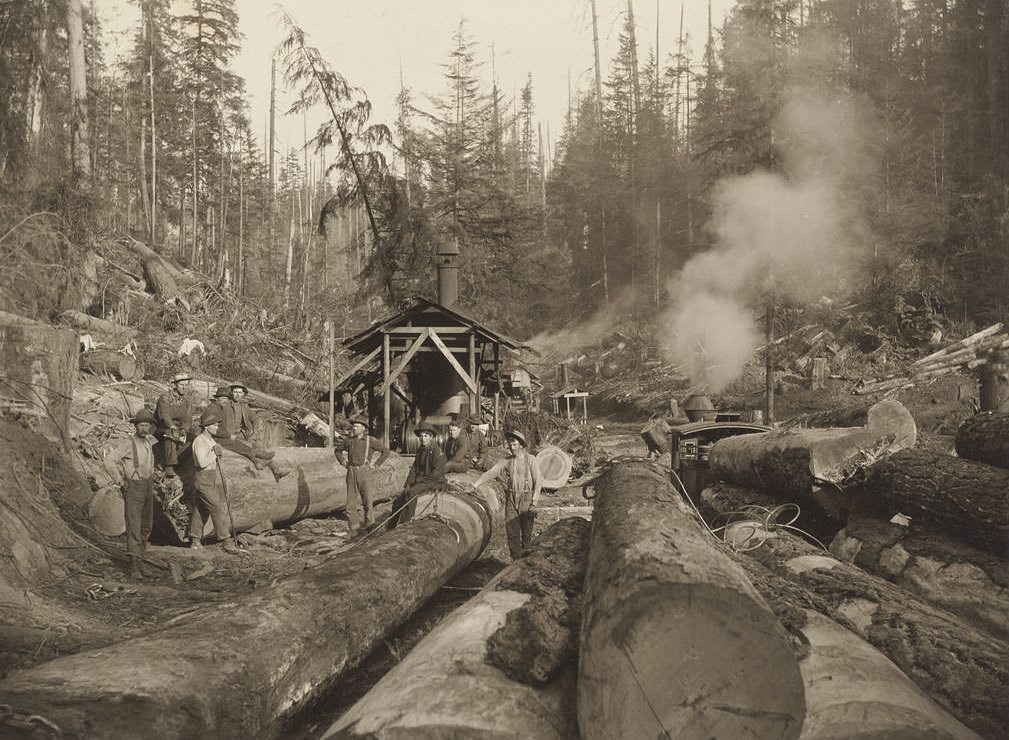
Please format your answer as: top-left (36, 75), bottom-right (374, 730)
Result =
top-left (188, 407), bottom-right (240, 553)
top-left (104, 408), bottom-right (157, 579)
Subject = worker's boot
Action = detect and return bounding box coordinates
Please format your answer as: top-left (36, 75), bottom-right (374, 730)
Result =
top-left (128, 556), bottom-right (145, 580)
top-left (189, 537), bottom-right (203, 550)
top-left (267, 460), bottom-right (292, 482)
top-left (221, 537), bottom-right (241, 554)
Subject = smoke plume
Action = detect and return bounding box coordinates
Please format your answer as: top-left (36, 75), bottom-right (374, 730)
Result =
top-left (659, 83), bottom-right (879, 391)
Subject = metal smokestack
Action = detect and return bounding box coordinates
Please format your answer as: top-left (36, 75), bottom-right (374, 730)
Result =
top-left (436, 239), bottom-right (460, 307)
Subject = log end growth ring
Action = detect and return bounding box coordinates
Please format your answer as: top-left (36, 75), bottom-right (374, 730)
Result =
top-left (579, 583), bottom-right (805, 740)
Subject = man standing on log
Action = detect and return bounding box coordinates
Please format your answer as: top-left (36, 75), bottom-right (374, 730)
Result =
top-left (104, 408), bottom-right (157, 579)
top-left (390, 425), bottom-right (447, 528)
top-left (474, 430), bottom-right (542, 558)
top-left (155, 372), bottom-right (194, 478)
top-left (187, 407), bottom-right (240, 553)
top-left (338, 415), bottom-right (390, 533)
top-left (443, 417), bottom-right (473, 473)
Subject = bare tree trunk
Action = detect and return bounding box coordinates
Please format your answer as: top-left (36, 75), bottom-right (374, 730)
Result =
top-left (147, 0), bottom-right (157, 243)
top-left (190, 97), bottom-right (198, 266)
top-left (26, 18), bottom-right (47, 159)
top-left (238, 138), bottom-right (245, 295)
top-left (139, 122), bottom-right (152, 236)
top-left (66, 0), bottom-right (91, 179)
top-left (284, 198), bottom-right (294, 312)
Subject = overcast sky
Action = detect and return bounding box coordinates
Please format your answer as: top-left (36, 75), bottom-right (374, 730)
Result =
top-left (97, 0), bottom-right (734, 163)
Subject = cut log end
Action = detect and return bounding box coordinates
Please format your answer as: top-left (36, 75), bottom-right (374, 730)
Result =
top-left (580, 583), bottom-right (805, 740)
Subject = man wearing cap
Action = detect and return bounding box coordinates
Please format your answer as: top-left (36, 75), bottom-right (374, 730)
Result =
top-left (390, 424), bottom-right (447, 527)
top-left (187, 407), bottom-right (240, 553)
top-left (443, 417), bottom-right (473, 473)
top-left (155, 372), bottom-right (195, 477)
top-left (337, 415), bottom-right (390, 532)
top-left (104, 408), bottom-right (158, 579)
top-left (473, 430), bottom-right (542, 559)
top-left (211, 383), bottom-right (288, 480)
top-left (221, 383), bottom-right (257, 442)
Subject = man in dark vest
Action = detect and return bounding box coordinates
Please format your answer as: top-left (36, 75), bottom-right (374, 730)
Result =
top-left (104, 408), bottom-right (157, 579)
top-left (443, 416), bottom-right (473, 473)
top-left (337, 415), bottom-right (391, 533)
top-left (211, 383), bottom-right (289, 480)
top-left (390, 424), bottom-right (447, 528)
top-left (155, 372), bottom-right (195, 478)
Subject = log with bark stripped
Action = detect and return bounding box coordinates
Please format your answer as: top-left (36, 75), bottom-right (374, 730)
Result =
top-left (785, 399), bottom-right (917, 449)
top-left (79, 348), bottom-right (139, 381)
top-left (955, 411), bottom-right (1009, 469)
top-left (579, 461), bottom-right (805, 740)
top-left (324, 517), bottom-right (588, 739)
top-left (831, 517), bottom-right (1008, 639)
top-left (865, 448), bottom-right (1008, 555)
top-left (702, 490), bottom-right (1008, 739)
top-left (0, 479), bottom-right (501, 740)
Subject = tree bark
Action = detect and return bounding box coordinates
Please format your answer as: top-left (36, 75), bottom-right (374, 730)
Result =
top-left (79, 349), bottom-right (139, 381)
top-left (701, 497), bottom-right (1008, 740)
top-left (66, 0), bottom-right (91, 179)
top-left (0, 482), bottom-right (500, 740)
top-left (324, 517), bottom-right (588, 739)
top-left (786, 399), bottom-right (917, 449)
top-left (579, 461), bottom-right (805, 740)
top-left (955, 411), bottom-right (1009, 468)
top-left (865, 448), bottom-right (1008, 555)
top-left (180, 448), bottom-right (412, 535)
top-left (831, 517), bottom-right (1008, 640)
top-left (0, 312), bottom-right (78, 445)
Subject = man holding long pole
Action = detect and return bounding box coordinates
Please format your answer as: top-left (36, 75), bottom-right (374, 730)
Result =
top-left (187, 408), bottom-right (240, 553)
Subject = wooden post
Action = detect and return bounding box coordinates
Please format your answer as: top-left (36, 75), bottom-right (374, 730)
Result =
top-left (468, 332), bottom-right (478, 416)
top-left (493, 342), bottom-right (501, 428)
top-left (765, 293), bottom-right (775, 424)
top-left (565, 395), bottom-right (571, 420)
top-left (327, 320), bottom-right (335, 448)
top-left (582, 396), bottom-right (588, 423)
top-left (979, 349), bottom-right (1009, 411)
top-left (382, 332), bottom-right (391, 448)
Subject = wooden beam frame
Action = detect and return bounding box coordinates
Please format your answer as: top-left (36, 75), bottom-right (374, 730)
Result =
top-left (387, 326), bottom-right (472, 335)
top-left (428, 329), bottom-right (478, 394)
top-left (381, 328), bottom-right (429, 395)
top-left (332, 346), bottom-right (381, 391)
top-left (382, 334), bottom-right (391, 448)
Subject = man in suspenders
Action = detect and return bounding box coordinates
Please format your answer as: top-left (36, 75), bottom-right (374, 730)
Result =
top-left (473, 430), bottom-right (542, 559)
top-left (104, 409), bottom-right (157, 579)
top-left (337, 415), bottom-right (390, 533)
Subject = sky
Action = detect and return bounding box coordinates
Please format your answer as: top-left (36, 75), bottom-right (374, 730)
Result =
top-left (96, 0), bottom-right (735, 164)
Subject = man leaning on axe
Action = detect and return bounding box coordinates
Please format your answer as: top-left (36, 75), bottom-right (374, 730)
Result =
top-left (187, 407), bottom-right (240, 553)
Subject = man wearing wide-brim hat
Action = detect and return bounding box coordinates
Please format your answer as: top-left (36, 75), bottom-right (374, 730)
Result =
top-left (390, 423), bottom-right (448, 528)
top-left (186, 407), bottom-right (240, 553)
top-left (154, 372), bottom-right (195, 477)
top-left (474, 429), bottom-right (542, 559)
top-left (209, 382), bottom-right (289, 481)
top-left (103, 408), bottom-right (158, 579)
top-left (337, 415), bottom-right (391, 533)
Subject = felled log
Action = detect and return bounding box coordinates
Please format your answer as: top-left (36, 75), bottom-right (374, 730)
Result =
top-left (58, 309), bottom-right (138, 340)
top-left (702, 494), bottom-right (1008, 739)
top-left (709, 425), bottom-right (910, 518)
top-left (955, 411), bottom-right (1009, 469)
top-left (0, 481), bottom-right (499, 740)
top-left (831, 517), bottom-right (1008, 639)
top-left (913, 323), bottom-right (1004, 366)
top-left (0, 312), bottom-right (78, 445)
top-left (787, 399), bottom-right (917, 449)
top-left (324, 517), bottom-right (588, 739)
top-left (797, 609), bottom-right (980, 740)
top-left (579, 461), bottom-right (805, 740)
top-left (181, 447), bottom-right (412, 535)
top-left (79, 348), bottom-right (139, 381)
top-left (865, 448), bottom-right (1008, 555)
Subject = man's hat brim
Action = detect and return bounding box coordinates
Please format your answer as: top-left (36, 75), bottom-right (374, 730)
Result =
top-left (131, 410), bottom-right (156, 424)
top-left (414, 424), bottom-right (437, 436)
top-left (229, 383), bottom-right (249, 393)
top-left (349, 415), bottom-right (370, 429)
top-left (171, 373), bottom-right (193, 384)
top-left (504, 430), bottom-right (528, 447)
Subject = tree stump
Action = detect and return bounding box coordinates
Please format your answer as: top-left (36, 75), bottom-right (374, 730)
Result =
top-left (0, 312), bottom-right (78, 445)
top-left (978, 349), bottom-right (1009, 412)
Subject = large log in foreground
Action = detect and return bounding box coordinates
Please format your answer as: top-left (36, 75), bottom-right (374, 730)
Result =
top-left (955, 411), bottom-right (1009, 469)
top-left (325, 517), bottom-right (589, 739)
top-left (0, 483), bottom-right (499, 740)
top-left (579, 461), bottom-right (805, 740)
top-left (181, 448), bottom-right (412, 535)
top-left (866, 448), bottom-right (1008, 555)
top-left (701, 490), bottom-right (1008, 739)
top-left (831, 517), bottom-right (1009, 639)
top-left (797, 609), bottom-right (980, 740)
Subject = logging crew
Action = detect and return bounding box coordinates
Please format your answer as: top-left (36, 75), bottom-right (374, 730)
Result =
top-left (104, 408), bottom-right (157, 579)
top-left (390, 424), bottom-right (447, 528)
top-left (155, 372), bottom-right (195, 477)
top-left (473, 430), bottom-right (542, 559)
top-left (338, 415), bottom-right (390, 532)
top-left (187, 407), bottom-right (240, 553)
top-left (443, 417), bottom-right (473, 473)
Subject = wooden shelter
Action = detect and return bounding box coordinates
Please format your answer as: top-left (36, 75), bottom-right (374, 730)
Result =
top-left (551, 387), bottom-right (590, 423)
top-left (337, 298), bottom-right (528, 448)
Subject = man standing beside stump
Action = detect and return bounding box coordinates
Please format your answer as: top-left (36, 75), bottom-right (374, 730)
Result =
top-left (104, 408), bottom-right (157, 579)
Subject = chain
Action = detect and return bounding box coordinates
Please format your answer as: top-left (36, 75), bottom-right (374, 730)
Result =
top-left (0, 704), bottom-right (63, 737)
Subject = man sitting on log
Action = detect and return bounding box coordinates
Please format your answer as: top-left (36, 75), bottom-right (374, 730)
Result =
top-left (155, 372), bottom-right (195, 478)
top-left (211, 383), bottom-right (289, 481)
top-left (443, 416), bottom-right (473, 473)
top-left (103, 408), bottom-right (157, 579)
top-left (337, 415), bottom-right (391, 534)
top-left (474, 430), bottom-right (542, 559)
top-left (187, 407), bottom-right (240, 553)
top-left (390, 424), bottom-right (447, 528)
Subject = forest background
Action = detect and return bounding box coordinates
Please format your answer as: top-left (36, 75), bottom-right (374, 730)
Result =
top-left (0, 0), bottom-right (1005, 391)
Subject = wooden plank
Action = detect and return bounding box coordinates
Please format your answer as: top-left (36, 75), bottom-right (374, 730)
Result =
top-left (428, 329), bottom-right (478, 394)
top-left (381, 329), bottom-right (428, 395)
top-left (387, 326), bottom-right (472, 335)
top-left (332, 346), bottom-right (380, 390)
top-left (468, 332), bottom-right (478, 415)
top-left (382, 333), bottom-right (391, 448)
